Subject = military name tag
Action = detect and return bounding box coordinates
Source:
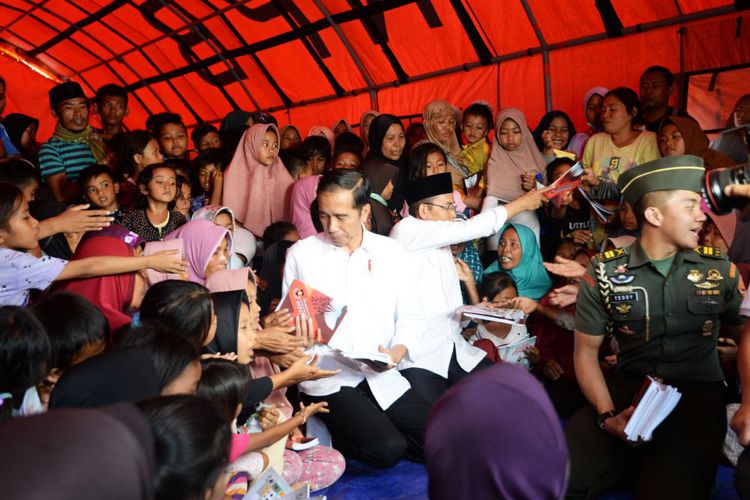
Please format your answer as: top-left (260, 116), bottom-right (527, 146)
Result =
top-left (612, 293), bottom-right (638, 302)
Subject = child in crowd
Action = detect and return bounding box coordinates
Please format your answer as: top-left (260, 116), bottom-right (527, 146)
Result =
top-left (190, 148), bottom-right (225, 213)
top-left (301, 135), bottom-right (331, 175)
top-left (197, 360), bottom-right (339, 493)
top-left (279, 125), bottom-right (302, 150)
top-left (121, 163), bottom-right (187, 242)
top-left (115, 130), bottom-right (164, 210)
top-left (192, 122), bottom-right (222, 153)
top-left (175, 175), bottom-right (192, 220)
top-left (0, 306), bottom-right (49, 421)
top-left (0, 183), bottom-right (185, 307)
top-left (279, 147), bottom-right (311, 181)
top-left (78, 164), bottom-right (122, 222)
top-left (153, 113), bottom-right (189, 160)
top-left (31, 292), bottom-right (108, 411)
top-left (333, 132), bottom-right (365, 159)
top-left (262, 222), bottom-right (300, 251)
top-left (408, 142), bottom-right (467, 214)
top-left (0, 158), bottom-right (40, 202)
top-left (458, 101), bottom-right (493, 198)
top-left (332, 146), bottom-right (363, 171)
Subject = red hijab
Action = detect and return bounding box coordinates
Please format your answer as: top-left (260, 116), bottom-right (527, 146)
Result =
top-left (58, 236), bottom-right (135, 336)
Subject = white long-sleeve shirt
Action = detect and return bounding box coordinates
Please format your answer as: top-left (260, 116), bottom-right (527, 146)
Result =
top-left (282, 229), bottom-right (423, 410)
top-left (389, 205), bottom-right (510, 376)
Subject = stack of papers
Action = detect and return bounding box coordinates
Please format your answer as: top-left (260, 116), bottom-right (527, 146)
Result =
top-left (458, 305), bottom-right (526, 324)
top-left (498, 336), bottom-right (536, 369)
top-left (623, 377), bottom-right (682, 442)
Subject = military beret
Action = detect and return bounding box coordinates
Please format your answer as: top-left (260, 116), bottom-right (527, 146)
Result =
top-left (49, 81), bottom-right (86, 110)
top-left (617, 154), bottom-right (705, 206)
top-left (405, 172), bottom-right (453, 205)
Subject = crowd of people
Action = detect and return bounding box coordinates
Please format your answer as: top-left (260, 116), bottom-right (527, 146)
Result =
top-left (0, 64), bottom-right (749, 499)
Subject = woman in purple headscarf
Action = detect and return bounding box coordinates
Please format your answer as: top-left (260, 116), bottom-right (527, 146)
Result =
top-left (425, 363), bottom-right (568, 499)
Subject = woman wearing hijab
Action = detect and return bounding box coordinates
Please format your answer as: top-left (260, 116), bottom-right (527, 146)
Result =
top-left (56, 235), bottom-right (145, 335)
top-left (484, 108), bottom-right (547, 246)
top-left (332, 119), bottom-right (352, 138)
top-left (423, 100), bottom-right (470, 184)
top-left (361, 161), bottom-right (399, 236)
top-left (363, 113), bottom-right (408, 211)
top-left (484, 223), bottom-right (553, 301)
top-left (533, 111), bottom-right (577, 162)
top-left (659, 116), bottom-right (735, 170)
top-left (425, 363), bottom-right (568, 500)
top-left (359, 110), bottom-right (379, 150)
top-left (165, 219), bottom-right (231, 286)
top-left (569, 86), bottom-right (608, 157)
top-left (192, 205), bottom-right (257, 268)
top-left (223, 124), bottom-right (294, 237)
top-left (279, 124), bottom-right (302, 150)
top-left (308, 126), bottom-right (335, 150)
top-left (0, 403), bottom-right (156, 500)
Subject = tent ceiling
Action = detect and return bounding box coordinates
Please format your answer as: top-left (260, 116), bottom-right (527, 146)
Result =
top-left (0, 0), bottom-right (747, 134)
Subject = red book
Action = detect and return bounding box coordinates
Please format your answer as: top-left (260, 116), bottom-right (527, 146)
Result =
top-left (279, 280), bottom-right (348, 344)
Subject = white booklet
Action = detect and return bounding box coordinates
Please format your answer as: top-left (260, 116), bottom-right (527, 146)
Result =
top-left (458, 305), bottom-right (527, 324)
top-left (244, 467), bottom-right (317, 499)
top-left (623, 376), bottom-right (682, 442)
top-left (330, 349), bottom-right (394, 375)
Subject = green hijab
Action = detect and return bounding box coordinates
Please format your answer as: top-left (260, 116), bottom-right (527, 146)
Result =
top-left (484, 223), bottom-right (552, 301)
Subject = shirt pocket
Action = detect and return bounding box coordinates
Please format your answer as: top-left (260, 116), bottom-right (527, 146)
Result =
top-left (611, 293), bottom-right (646, 338)
top-left (687, 295), bottom-right (724, 317)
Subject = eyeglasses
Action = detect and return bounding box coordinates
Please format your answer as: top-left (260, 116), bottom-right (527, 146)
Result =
top-left (423, 202), bottom-right (457, 212)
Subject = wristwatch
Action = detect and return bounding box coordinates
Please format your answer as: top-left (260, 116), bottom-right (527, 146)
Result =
top-left (597, 410), bottom-right (616, 431)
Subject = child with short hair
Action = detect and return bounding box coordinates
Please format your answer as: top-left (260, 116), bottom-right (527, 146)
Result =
top-left (332, 145), bottom-right (363, 171)
top-left (192, 122), bottom-right (221, 153)
top-left (279, 147), bottom-right (311, 181)
top-left (191, 148), bottom-right (225, 212)
top-left (0, 158), bottom-right (40, 202)
top-left (301, 135), bottom-right (331, 175)
top-left (153, 113), bottom-right (189, 160)
top-left (78, 164), bottom-right (122, 223)
top-left (121, 164), bottom-right (187, 242)
top-left (0, 183), bottom-right (185, 307)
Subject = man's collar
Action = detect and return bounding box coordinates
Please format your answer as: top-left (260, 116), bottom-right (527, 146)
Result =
top-left (628, 240), bottom-right (702, 268)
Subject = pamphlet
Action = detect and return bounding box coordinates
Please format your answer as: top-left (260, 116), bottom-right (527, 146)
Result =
top-left (279, 280), bottom-right (348, 344)
top-left (544, 161), bottom-right (584, 206)
top-left (243, 467), bottom-right (322, 499)
top-left (458, 305), bottom-right (526, 324)
top-left (623, 376), bottom-right (682, 442)
top-left (330, 349), bottom-right (394, 375)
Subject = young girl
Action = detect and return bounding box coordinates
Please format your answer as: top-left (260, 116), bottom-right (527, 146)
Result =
top-left (407, 142), bottom-right (467, 214)
top-left (116, 130), bottom-right (164, 210)
top-left (165, 219), bottom-right (231, 286)
top-left (483, 108), bottom-right (546, 247)
top-left (532, 111), bottom-right (576, 161)
top-left (0, 183), bottom-right (185, 307)
top-left (468, 272), bottom-right (538, 365)
top-left (121, 163), bottom-right (187, 242)
top-left (192, 205), bottom-right (257, 269)
top-left (197, 360), bottom-right (337, 495)
top-left (223, 124), bottom-right (294, 237)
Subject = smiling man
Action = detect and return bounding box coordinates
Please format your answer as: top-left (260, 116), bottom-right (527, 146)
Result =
top-left (38, 82), bottom-right (108, 203)
top-left (565, 155), bottom-right (744, 499)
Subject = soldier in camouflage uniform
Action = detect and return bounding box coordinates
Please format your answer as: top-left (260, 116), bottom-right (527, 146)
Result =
top-left (565, 155), bottom-right (744, 499)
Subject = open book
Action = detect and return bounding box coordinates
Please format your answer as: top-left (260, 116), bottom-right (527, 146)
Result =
top-left (279, 280), bottom-right (348, 344)
top-left (623, 376), bottom-right (682, 442)
top-left (459, 305), bottom-right (526, 325)
top-left (498, 336), bottom-right (536, 369)
top-left (330, 349), bottom-right (394, 375)
top-left (544, 161), bottom-right (585, 206)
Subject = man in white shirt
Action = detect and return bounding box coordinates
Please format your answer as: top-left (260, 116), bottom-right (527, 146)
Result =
top-left (390, 173), bottom-right (547, 403)
top-left (283, 169), bottom-right (430, 468)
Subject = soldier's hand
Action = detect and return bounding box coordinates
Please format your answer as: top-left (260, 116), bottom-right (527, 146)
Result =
top-left (731, 404), bottom-right (750, 446)
top-left (603, 406), bottom-right (637, 444)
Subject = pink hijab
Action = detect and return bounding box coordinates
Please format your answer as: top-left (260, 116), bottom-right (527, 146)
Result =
top-left (486, 108), bottom-right (546, 201)
top-left (289, 174), bottom-right (321, 239)
top-left (223, 124), bottom-right (294, 237)
top-left (308, 126), bottom-right (335, 149)
top-left (165, 220), bottom-right (231, 285)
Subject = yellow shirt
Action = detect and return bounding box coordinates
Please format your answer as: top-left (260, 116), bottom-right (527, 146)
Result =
top-left (582, 131), bottom-right (660, 183)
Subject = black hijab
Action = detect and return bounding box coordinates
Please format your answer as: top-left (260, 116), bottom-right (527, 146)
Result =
top-left (205, 290), bottom-right (248, 355)
top-left (258, 240), bottom-right (295, 316)
top-left (365, 114), bottom-right (408, 210)
top-left (0, 403), bottom-right (155, 500)
top-left (49, 347), bottom-right (160, 409)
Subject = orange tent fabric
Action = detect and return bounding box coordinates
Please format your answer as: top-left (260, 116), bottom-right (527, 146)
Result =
top-left (1, 1), bottom-right (747, 139)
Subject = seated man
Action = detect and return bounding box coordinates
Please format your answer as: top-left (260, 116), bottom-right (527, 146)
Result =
top-left (38, 82), bottom-right (108, 203)
top-left (283, 169), bottom-right (430, 468)
top-left (390, 172), bottom-right (547, 404)
top-left (566, 155), bottom-right (744, 499)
